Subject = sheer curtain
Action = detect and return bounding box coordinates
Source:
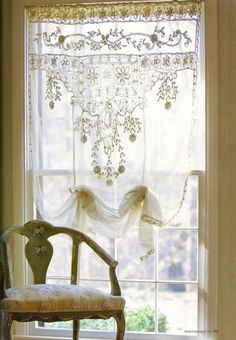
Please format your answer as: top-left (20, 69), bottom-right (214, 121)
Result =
top-left (27, 1), bottom-right (203, 258)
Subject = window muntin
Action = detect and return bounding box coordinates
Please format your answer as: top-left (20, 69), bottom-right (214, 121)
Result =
top-left (31, 173), bottom-right (202, 338)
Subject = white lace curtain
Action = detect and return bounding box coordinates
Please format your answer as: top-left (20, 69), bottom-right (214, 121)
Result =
top-left (27, 1), bottom-right (203, 258)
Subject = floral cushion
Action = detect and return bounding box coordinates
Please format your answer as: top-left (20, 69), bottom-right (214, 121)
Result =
top-left (1, 284), bottom-right (125, 313)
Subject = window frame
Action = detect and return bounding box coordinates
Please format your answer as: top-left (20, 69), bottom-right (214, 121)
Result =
top-left (9, 0), bottom-right (218, 339)
top-left (29, 172), bottom-right (202, 339)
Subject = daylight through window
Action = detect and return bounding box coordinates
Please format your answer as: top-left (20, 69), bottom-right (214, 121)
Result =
top-left (26, 1), bottom-right (204, 338)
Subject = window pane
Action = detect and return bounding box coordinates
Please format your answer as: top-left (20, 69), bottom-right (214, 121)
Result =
top-left (80, 236), bottom-right (114, 280)
top-left (117, 228), bottom-right (155, 280)
top-left (41, 116), bottom-right (73, 169)
top-left (47, 277), bottom-right (70, 284)
top-left (157, 283), bottom-right (198, 334)
top-left (40, 175), bottom-right (74, 212)
top-left (80, 318), bottom-right (114, 332)
top-left (158, 230), bottom-right (198, 281)
top-left (41, 320), bottom-right (72, 330)
top-left (80, 280), bottom-right (111, 295)
top-left (121, 282), bottom-right (156, 333)
top-left (168, 175), bottom-right (199, 228)
top-left (46, 234), bottom-right (72, 278)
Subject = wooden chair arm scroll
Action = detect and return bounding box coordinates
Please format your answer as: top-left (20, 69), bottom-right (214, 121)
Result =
top-left (0, 259), bottom-right (5, 299)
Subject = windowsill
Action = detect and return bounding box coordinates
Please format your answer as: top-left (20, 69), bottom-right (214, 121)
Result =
top-left (13, 336), bottom-right (106, 340)
top-left (13, 334), bottom-right (200, 340)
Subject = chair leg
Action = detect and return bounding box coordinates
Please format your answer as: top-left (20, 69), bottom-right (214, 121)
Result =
top-left (115, 311), bottom-right (125, 340)
top-left (73, 319), bottom-right (80, 340)
top-left (3, 312), bottom-right (13, 340)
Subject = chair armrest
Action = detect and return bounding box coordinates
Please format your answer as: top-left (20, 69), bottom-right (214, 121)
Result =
top-left (81, 233), bottom-right (121, 296)
top-left (0, 260), bottom-right (5, 299)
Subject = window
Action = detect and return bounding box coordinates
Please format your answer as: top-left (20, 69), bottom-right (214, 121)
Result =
top-left (26, 2), bottom-right (205, 339)
top-left (9, 0), bottom-right (218, 339)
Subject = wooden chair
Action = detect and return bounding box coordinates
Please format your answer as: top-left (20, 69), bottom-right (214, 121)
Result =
top-left (0, 220), bottom-right (125, 340)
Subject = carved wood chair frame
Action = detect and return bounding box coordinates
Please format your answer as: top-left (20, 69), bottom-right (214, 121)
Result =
top-left (0, 220), bottom-right (125, 340)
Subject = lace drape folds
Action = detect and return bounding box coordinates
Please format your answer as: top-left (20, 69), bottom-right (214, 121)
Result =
top-left (27, 1), bottom-right (203, 258)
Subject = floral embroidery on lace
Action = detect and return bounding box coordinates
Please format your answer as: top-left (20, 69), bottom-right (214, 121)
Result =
top-left (27, 2), bottom-right (201, 23)
top-left (27, 2), bottom-right (201, 185)
top-left (34, 26), bottom-right (192, 52)
top-left (74, 99), bottom-right (142, 185)
top-left (46, 72), bottom-right (62, 109)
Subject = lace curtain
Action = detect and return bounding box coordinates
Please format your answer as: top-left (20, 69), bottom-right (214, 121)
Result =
top-left (27, 1), bottom-right (203, 258)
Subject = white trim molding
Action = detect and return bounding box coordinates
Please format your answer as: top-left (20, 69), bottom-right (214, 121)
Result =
top-left (9, 1), bottom-right (218, 339)
top-left (203, 0), bottom-right (218, 339)
top-left (14, 337), bottom-right (104, 340)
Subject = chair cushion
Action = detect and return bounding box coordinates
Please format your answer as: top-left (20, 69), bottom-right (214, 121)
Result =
top-left (1, 284), bottom-right (125, 313)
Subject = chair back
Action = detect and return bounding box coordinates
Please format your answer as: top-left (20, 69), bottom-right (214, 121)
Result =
top-left (0, 220), bottom-right (125, 340)
top-left (1, 220), bottom-right (120, 298)
top-left (1, 220), bottom-right (94, 288)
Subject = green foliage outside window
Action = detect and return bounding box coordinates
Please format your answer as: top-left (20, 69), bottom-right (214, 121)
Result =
top-left (44, 306), bottom-right (167, 333)
top-left (125, 306), bottom-right (167, 333)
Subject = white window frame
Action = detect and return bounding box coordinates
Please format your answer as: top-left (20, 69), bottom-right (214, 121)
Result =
top-left (29, 171), bottom-right (202, 340)
top-left (9, 0), bottom-right (218, 340)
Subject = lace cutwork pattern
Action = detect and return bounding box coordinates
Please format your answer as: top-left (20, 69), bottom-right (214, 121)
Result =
top-left (33, 25), bottom-right (193, 52)
top-left (27, 1), bottom-right (201, 23)
top-left (27, 1), bottom-right (201, 185)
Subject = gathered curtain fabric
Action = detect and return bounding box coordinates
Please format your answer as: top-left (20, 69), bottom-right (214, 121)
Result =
top-left (27, 1), bottom-right (203, 258)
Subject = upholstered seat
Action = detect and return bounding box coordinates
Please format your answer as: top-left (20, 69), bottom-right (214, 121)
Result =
top-left (0, 220), bottom-right (125, 340)
top-left (1, 284), bottom-right (125, 313)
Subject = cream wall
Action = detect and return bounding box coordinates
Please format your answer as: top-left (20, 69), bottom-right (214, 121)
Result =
top-left (0, 0), bottom-right (13, 226)
top-left (217, 0), bottom-right (236, 338)
top-left (1, 0), bottom-right (236, 339)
